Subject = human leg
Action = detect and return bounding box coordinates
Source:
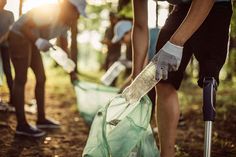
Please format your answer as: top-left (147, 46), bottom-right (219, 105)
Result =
top-left (191, 4), bottom-right (232, 156)
top-left (1, 46), bottom-right (13, 104)
top-left (30, 46), bottom-right (60, 129)
top-left (30, 46), bottom-right (46, 121)
top-left (9, 32), bottom-right (45, 137)
top-left (154, 5), bottom-right (193, 156)
top-left (10, 51), bottom-right (30, 126)
top-left (156, 83), bottom-right (179, 157)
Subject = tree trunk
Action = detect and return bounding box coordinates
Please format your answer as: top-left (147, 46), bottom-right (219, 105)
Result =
top-left (19, 0), bottom-right (23, 16)
top-left (70, 20), bottom-right (78, 73)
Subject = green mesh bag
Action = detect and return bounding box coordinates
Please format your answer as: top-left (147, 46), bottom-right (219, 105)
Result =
top-left (74, 81), bottom-right (119, 124)
top-left (83, 95), bottom-right (160, 157)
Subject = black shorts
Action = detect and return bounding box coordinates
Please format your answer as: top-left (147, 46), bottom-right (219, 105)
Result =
top-left (156, 2), bottom-right (232, 89)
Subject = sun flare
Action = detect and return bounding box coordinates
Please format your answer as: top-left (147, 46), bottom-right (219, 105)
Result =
top-left (22, 0), bottom-right (59, 13)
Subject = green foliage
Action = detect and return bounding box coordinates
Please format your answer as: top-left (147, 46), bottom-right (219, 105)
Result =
top-left (226, 48), bottom-right (236, 80)
top-left (118, 2), bottom-right (133, 19)
top-left (79, 3), bottom-right (113, 31)
top-left (230, 2), bottom-right (236, 38)
top-left (118, 0), bottom-right (131, 12)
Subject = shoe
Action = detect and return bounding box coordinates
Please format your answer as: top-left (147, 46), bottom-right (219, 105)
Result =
top-left (36, 118), bottom-right (60, 129)
top-left (16, 125), bottom-right (46, 137)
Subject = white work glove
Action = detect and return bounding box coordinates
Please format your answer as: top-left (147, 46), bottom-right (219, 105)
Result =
top-left (152, 41), bottom-right (183, 80)
top-left (35, 38), bottom-right (52, 52)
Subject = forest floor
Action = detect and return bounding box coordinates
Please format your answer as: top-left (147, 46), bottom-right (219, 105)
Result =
top-left (0, 66), bottom-right (236, 157)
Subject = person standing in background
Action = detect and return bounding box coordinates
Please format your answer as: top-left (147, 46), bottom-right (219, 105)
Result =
top-left (101, 12), bottom-right (121, 71)
top-left (9, 0), bottom-right (87, 137)
top-left (112, 20), bottom-right (133, 89)
top-left (0, 0), bottom-right (14, 107)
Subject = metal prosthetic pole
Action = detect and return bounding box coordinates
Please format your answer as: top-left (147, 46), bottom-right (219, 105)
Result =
top-left (203, 77), bottom-right (217, 157)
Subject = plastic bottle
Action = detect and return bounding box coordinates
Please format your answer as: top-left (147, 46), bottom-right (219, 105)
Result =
top-left (101, 61), bottom-right (126, 86)
top-left (49, 46), bottom-right (76, 73)
top-left (122, 54), bottom-right (161, 104)
top-left (62, 59), bottom-right (76, 73)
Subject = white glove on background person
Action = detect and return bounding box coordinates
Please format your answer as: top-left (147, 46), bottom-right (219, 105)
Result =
top-left (35, 38), bottom-right (52, 52)
top-left (152, 41), bottom-right (183, 80)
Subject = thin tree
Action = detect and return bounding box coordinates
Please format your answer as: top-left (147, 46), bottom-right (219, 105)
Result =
top-left (70, 20), bottom-right (78, 73)
top-left (19, 0), bottom-right (23, 16)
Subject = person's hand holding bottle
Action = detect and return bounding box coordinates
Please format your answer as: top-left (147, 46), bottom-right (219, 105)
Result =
top-left (35, 38), bottom-right (53, 52)
top-left (154, 41), bottom-right (183, 80)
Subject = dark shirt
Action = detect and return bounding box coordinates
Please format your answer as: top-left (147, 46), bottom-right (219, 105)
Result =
top-left (11, 4), bottom-right (68, 40)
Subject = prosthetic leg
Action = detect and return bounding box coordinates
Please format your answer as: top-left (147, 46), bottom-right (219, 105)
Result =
top-left (203, 77), bottom-right (217, 157)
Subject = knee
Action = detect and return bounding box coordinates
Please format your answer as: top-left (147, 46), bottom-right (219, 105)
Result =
top-left (14, 75), bottom-right (27, 86)
top-left (156, 82), bottom-right (177, 99)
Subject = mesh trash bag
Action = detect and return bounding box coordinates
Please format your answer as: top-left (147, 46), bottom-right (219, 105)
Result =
top-left (83, 95), bottom-right (160, 157)
top-left (74, 81), bottom-right (119, 124)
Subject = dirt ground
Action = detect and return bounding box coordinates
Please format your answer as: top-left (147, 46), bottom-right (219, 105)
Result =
top-left (0, 69), bottom-right (236, 157)
top-left (0, 69), bottom-right (90, 157)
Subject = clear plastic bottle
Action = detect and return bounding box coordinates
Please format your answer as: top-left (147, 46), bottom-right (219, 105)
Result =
top-left (49, 46), bottom-right (76, 73)
top-left (62, 59), bottom-right (76, 73)
top-left (101, 61), bottom-right (126, 86)
top-left (122, 55), bottom-right (161, 104)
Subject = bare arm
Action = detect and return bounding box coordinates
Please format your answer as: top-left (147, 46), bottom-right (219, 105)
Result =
top-left (101, 38), bottom-right (112, 46)
top-left (170, 0), bottom-right (214, 46)
top-left (132, 0), bottom-right (149, 78)
top-left (57, 36), bottom-right (69, 53)
top-left (101, 28), bottom-right (112, 46)
top-left (131, 0), bottom-right (214, 78)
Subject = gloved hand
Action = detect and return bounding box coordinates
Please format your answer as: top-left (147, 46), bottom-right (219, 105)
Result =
top-left (153, 41), bottom-right (183, 80)
top-left (35, 38), bottom-right (52, 52)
